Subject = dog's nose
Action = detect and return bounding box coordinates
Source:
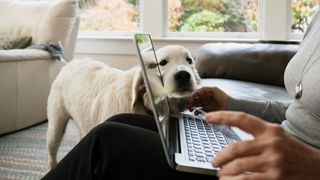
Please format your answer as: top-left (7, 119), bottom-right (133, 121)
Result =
top-left (174, 71), bottom-right (191, 83)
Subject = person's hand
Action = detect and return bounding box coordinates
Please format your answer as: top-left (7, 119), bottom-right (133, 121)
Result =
top-left (205, 111), bottom-right (320, 180)
top-left (186, 87), bottom-right (229, 113)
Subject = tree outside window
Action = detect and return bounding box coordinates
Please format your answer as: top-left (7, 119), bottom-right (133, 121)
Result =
top-left (292, 0), bottom-right (319, 33)
top-left (168, 0), bottom-right (259, 33)
top-left (79, 0), bottom-right (139, 31)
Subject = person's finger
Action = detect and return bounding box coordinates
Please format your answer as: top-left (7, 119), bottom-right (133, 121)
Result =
top-left (205, 111), bottom-right (267, 137)
top-left (186, 90), bottom-right (203, 110)
top-left (218, 155), bottom-right (265, 176)
top-left (186, 92), bottom-right (204, 111)
top-left (212, 140), bottom-right (263, 167)
top-left (185, 96), bottom-right (194, 110)
top-left (219, 172), bottom-right (266, 180)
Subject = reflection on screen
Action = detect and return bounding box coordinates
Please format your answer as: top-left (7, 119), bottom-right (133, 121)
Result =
top-left (135, 34), bottom-right (170, 138)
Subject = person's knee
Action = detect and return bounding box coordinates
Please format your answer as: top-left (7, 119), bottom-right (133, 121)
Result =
top-left (104, 113), bottom-right (135, 124)
top-left (89, 113), bottom-right (135, 139)
top-left (89, 121), bottom-right (120, 139)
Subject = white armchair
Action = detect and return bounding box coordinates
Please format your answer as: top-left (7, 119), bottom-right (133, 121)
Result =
top-left (0, 0), bottom-right (79, 134)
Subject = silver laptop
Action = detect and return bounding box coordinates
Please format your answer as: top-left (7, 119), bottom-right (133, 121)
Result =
top-left (133, 33), bottom-right (253, 175)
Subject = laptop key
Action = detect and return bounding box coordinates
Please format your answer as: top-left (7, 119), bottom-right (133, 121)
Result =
top-left (196, 157), bottom-right (206, 162)
top-left (193, 139), bottom-right (200, 143)
top-left (201, 138), bottom-right (209, 143)
top-left (201, 136), bottom-right (209, 139)
top-left (189, 155), bottom-right (195, 161)
top-left (191, 132), bottom-right (198, 137)
top-left (210, 142), bottom-right (219, 146)
top-left (208, 134), bottom-right (215, 139)
top-left (195, 153), bottom-right (205, 158)
top-left (194, 149), bottom-right (204, 153)
top-left (202, 142), bottom-right (210, 146)
top-left (212, 147), bottom-right (221, 151)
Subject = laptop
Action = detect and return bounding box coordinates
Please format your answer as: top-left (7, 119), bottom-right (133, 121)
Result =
top-left (133, 33), bottom-right (253, 175)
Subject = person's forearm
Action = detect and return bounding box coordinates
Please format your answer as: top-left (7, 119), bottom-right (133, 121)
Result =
top-left (227, 97), bottom-right (291, 124)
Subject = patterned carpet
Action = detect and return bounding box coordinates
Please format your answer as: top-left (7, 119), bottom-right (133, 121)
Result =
top-left (0, 121), bottom-right (80, 180)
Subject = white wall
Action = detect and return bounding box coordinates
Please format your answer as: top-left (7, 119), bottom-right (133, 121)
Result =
top-left (74, 38), bottom-right (257, 70)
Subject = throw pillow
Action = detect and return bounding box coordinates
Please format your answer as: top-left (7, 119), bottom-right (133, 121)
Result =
top-left (0, 36), bottom-right (32, 50)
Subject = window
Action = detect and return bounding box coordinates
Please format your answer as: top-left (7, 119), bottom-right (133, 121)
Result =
top-left (168, 0), bottom-right (259, 33)
top-left (78, 0), bottom-right (320, 38)
top-left (76, 0), bottom-right (320, 56)
top-left (291, 0), bottom-right (319, 34)
top-left (79, 0), bottom-right (139, 32)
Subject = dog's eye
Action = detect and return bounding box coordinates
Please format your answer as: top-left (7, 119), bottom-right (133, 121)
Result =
top-left (159, 59), bottom-right (168, 66)
top-left (186, 57), bottom-right (193, 64)
top-left (148, 63), bottom-right (157, 69)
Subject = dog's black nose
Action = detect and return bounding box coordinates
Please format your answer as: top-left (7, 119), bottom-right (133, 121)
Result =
top-left (174, 71), bottom-right (191, 83)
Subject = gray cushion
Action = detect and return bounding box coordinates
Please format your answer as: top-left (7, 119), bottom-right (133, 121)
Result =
top-left (200, 78), bottom-right (291, 101)
top-left (195, 43), bottom-right (299, 87)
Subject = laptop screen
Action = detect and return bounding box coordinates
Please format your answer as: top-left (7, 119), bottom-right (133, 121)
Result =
top-left (134, 34), bottom-right (171, 138)
top-left (134, 34), bottom-right (176, 168)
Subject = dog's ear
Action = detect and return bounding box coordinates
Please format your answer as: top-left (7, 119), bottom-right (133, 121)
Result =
top-left (131, 67), bottom-right (144, 107)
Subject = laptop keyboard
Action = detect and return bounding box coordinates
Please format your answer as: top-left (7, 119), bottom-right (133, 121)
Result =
top-left (183, 116), bottom-right (228, 163)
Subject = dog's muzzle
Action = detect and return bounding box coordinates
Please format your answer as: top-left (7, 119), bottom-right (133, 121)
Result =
top-left (175, 70), bottom-right (190, 82)
top-left (174, 70), bottom-right (192, 92)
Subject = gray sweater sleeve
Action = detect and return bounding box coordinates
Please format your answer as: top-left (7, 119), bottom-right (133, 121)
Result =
top-left (227, 97), bottom-right (291, 124)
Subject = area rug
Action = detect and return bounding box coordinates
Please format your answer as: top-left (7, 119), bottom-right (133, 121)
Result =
top-left (0, 121), bottom-right (80, 180)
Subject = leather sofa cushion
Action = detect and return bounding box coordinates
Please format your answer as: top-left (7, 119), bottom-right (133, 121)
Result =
top-left (195, 43), bottom-right (299, 87)
top-left (200, 78), bottom-right (291, 102)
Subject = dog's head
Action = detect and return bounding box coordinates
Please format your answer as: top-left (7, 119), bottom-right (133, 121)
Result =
top-left (140, 45), bottom-right (201, 111)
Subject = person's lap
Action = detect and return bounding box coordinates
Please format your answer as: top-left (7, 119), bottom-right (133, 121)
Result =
top-left (42, 113), bottom-right (217, 180)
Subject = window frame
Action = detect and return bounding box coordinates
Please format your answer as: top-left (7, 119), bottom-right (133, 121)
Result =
top-left (76, 0), bottom-right (308, 55)
top-left (78, 0), bottom-right (308, 40)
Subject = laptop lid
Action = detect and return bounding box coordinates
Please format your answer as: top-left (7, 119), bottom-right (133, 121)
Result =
top-left (133, 33), bottom-right (174, 168)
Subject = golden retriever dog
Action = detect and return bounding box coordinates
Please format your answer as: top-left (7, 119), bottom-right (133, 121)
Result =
top-left (46, 45), bottom-right (201, 169)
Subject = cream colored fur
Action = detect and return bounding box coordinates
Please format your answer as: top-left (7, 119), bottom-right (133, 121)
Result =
top-left (46, 59), bottom-right (149, 169)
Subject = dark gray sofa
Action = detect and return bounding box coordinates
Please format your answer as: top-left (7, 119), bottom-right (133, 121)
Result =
top-left (194, 42), bottom-right (300, 102)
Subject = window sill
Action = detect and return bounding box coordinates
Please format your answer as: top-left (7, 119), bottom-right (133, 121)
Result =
top-left (75, 35), bottom-right (262, 55)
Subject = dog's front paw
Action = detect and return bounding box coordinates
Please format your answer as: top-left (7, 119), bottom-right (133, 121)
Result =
top-left (46, 158), bottom-right (57, 173)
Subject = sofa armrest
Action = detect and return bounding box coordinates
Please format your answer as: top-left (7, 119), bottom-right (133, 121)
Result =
top-left (0, 49), bottom-right (51, 62)
top-left (195, 42), bottom-right (299, 87)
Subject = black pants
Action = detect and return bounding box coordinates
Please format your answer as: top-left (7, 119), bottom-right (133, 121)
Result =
top-left (42, 113), bottom-right (218, 180)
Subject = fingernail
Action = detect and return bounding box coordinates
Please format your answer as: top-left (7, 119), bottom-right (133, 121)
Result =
top-left (212, 159), bottom-right (219, 167)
